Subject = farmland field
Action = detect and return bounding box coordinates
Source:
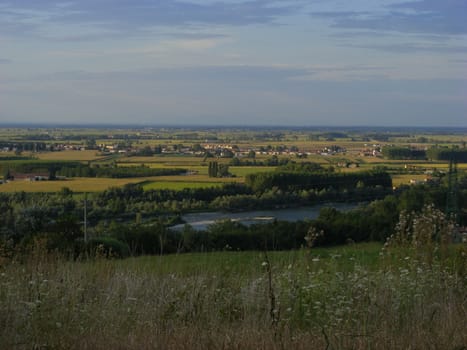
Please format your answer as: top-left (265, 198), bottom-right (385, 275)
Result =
top-left (33, 150), bottom-right (107, 161)
top-left (0, 177), bottom-right (153, 193)
top-left (0, 126), bottom-right (465, 194)
top-left (391, 174), bottom-right (428, 186)
top-left (118, 155), bottom-right (205, 165)
top-left (0, 174), bottom-right (243, 193)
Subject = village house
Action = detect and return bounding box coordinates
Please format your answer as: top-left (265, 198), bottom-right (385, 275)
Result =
top-left (10, 172), bottom-right (50, 181)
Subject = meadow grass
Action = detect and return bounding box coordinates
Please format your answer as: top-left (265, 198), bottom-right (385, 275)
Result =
top-left (115, 243), bottom-right (383, 277)
top-left (1, 242), bottom-right (465, 349)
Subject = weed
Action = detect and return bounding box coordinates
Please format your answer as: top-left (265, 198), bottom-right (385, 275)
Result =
top-left (0, 242), bottom-right (465, 349)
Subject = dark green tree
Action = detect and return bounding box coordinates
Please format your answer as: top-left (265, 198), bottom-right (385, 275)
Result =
top-left (208, 161), bottom-right (219, 177)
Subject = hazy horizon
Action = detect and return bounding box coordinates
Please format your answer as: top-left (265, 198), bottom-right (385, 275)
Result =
top-left (1, 0), bottom-right (466, 126)
top-left (1, 123), bottom-right (466, 132)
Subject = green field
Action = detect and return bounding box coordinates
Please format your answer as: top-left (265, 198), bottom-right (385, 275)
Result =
top-left (116, 242), bottom-right (384, 275)
top-left (141, 180), bottom-right (224, 190)
top-left (1, 242), bottom-right (465, 349)
top-left (0, 173), bottom-right (243, 193)
top-left (0, 177), bottom-right (147, 193)
top-left (229, 166), bottom-right (275, 176)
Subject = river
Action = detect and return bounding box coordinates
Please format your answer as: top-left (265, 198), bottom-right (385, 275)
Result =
top-left (171, 202), bottom-right (362, 231)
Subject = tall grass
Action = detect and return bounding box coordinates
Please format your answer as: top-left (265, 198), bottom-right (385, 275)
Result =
top-left (1, 240), bottom-right (465, 349)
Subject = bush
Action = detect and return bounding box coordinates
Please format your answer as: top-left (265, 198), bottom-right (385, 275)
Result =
top-left (86, 237), bottom-right (129, 258)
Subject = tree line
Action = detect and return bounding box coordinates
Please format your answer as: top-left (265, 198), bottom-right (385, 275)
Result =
top-left (1, 160), bottom-right (186, 179)
top-left (245, 170), bottom-right (392, 193)
top-left (57, 164), bottom-right (185, 178)
top-left (426, 147), bottom-right (467, 162)
top-left (382, 145), bottom-right (467, 162)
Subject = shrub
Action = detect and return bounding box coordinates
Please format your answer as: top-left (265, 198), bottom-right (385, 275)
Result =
top-left (86, 237), bottom-right (129, 258)
top-left (383, 204), bottom-right (457, 266)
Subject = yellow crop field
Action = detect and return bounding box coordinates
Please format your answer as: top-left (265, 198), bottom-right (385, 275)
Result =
top-left (0, 177), bottom-right (147, 193)
top-left (423, 163), bottom-right (467, 170)
top-left (117, 156), bottom-right (162, 163)
top-left (118, 156), bottom-right (203, 165)
top-left (391, 174), bottom-right (428, 187)
top-left (0, 172), bottom-right (244, 193)
top-left (34, 150), bottom-right (105, 161)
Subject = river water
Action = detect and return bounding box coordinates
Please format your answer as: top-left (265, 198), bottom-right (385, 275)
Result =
top-left (171, 202), bottom-right (361, 231)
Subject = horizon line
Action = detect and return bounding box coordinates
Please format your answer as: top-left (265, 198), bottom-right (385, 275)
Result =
top-left (0, 122), bottom-right (466, 131)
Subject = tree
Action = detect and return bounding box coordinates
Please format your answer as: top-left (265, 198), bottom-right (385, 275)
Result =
top-left (154, 145), bottom-right (162, 154)
top-left (221, 149), bottom-right (234, 158)
top-left (139, 145), bottom-right (154, 156)
top-left (192, 143), bottom-right (205, 152)
top-left (267, 155), bottom-right (279, 166)
top-left (208, 161), bottom-right (230, 177)
top-left (218, 164), bottom-right (230, 177)
top-left (208, 161), bottom-right (219, 178)
top-left (48, 163), bottom-right (59, 180)
top-left (230, 157), bottom-right (241, 166)
top-left (59, 187), bottom-right (73, 197)
top-left (3, 168), bottom-right (11, 181)
top-left (86, 138), bottom-right (97, 150)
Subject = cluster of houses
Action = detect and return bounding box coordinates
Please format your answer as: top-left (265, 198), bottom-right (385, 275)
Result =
top-left (359, 144), bottom-right (383, 157)
top-left (2, 172), bottom-right (52, 183)
top-left (1, 138), bottom-right (388, 160)
top-left (318, 145), bottom-right (346, 156)
top-left (202, 143), bottom-right (311, 158)
top-left (0, 143), bottom-right (86, 153)
top-left (98, 144), bottom-right (130, 154)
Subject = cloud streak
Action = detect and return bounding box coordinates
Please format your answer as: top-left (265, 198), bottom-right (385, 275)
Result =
top-left (35, 65), bottom-right (312, 84)
top-left (313, 0), bottom-right (467, 35)
top-left (0, 0), bottom-right (303, 39)
top-left (2, 1), bottom-right (466, 127)
top-left (348, 42), bottom-right (467, 54)
top-left (3, 64), bottom-right (466, 126)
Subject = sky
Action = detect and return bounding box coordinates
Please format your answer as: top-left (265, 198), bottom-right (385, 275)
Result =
top-left (0, 0), bottom-right (466, 127)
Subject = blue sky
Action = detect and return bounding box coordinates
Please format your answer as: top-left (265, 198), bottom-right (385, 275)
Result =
top-left (1, 0), bottom-right (466, 126)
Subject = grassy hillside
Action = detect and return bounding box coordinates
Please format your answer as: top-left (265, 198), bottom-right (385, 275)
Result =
top-left (1, 242), bottom-right (465, 349)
